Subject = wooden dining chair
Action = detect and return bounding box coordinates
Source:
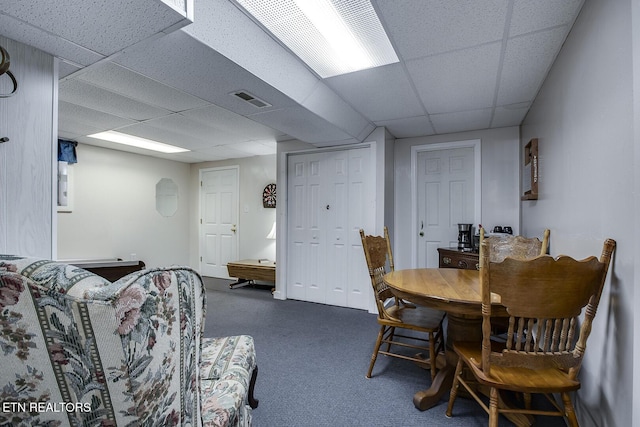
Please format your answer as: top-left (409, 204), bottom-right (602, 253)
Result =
top-left (480, 227), bottom-right (550, 338)
top-left (479, 227), bottom-right (550, 262)
top-left (446, 237), bottom-right (616, 427)
top-left (360, 227), bottom-right (445, 380)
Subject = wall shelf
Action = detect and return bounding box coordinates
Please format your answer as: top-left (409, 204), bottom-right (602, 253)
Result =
top-left (522, 138), bottom-right (539, 200)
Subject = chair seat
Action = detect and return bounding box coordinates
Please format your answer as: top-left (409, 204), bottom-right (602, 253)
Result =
top-left (383, 305), bottom-right (445, 331)
top-left (453, 341), bottom-right (581, 393)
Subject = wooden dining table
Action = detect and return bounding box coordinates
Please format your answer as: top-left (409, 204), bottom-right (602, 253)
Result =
top-left (383, 268), bottom-right (510, 412)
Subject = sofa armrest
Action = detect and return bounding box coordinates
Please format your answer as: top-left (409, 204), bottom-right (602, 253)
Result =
top-left (201, 336), bottom-right (256, 385)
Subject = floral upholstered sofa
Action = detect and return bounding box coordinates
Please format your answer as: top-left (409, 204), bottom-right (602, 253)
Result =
top-left (0, 255), bottom-right (258, 426)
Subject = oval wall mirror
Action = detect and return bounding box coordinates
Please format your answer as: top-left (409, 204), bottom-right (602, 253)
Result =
top-left (156, 178), bottom-right (179, 217)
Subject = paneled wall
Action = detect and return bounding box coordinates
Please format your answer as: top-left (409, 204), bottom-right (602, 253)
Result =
top-left (0, 36), bottom-right (56, 258)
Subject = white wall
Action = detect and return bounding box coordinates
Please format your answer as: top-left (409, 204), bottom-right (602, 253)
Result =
top-left (368, 127), bottom-right (396, 237)
top-left (632, 0), bottom-right (640, 425)
top-left (0, 36), bottom-right (56, 259)
top-left (57, 144), bottom-right (191, 268)
top-left (393, 126), bottom-right (521, 270)
top-left (520, 0), bottom-right (635, 425)
top-left (189, 155), bottom-right (277, 270)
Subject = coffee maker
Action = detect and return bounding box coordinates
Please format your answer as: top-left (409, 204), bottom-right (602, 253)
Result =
top-left (457, 223), bottom-right (473, 251)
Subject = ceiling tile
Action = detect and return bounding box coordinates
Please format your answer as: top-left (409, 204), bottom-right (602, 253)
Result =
top-left (57, 120), bottom-right (104, 137)
top-left (228, 141), bottom-right (276, 156)
top-left (76, 62), bottom-right (210, 112)
top-left (326, 63), bottom-right (425, 121)
top-left (59, 61), bottom-right (83, 79)
top-left (375, 116), bottom-right (435, 138)
top-left (195, 145), bottom-right (255, 159)
top-left (497, 27), bottom-right (568, 105)
top-left (170, 150), bottom-right (228, 163)
top-left (431, 109), bottom-right (493, 134)
top-left (58, 130), bottom-right (84, 140)
top-left (1, 0), bottom-right (189, 56)
top-left (375, 0), bottom-right (508, 59)
top-left (59, 80), bottom-right (171, 121)
top-left (406, 42), bottom-right (502, 113)
top-left (113, 117), bottom-right (238, 151)
top-left (59, 101), bottom-right (136, 131)
top-left (509, 0), bottom-right (584, 37)
top-left (0, 15), bottom-right (103, 66)
top-left (491, 106), bottom-right (529, 128)
top-left (249, 107), bottom-right (353, 144)
top-left (181, 105), bottom-right (285, 140)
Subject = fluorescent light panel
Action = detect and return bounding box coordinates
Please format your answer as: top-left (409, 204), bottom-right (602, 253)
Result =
top-left (87, 131), bottom-right (190, 154)
top-left (234, 0), bottom-right (398, 78)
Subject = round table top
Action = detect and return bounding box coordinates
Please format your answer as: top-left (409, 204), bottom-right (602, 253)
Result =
top-left (383, 268), bottom-right (505, 316)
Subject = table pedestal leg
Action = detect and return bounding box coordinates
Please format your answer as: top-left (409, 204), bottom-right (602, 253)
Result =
top-left (413, 313), bottom-right (482, 410)
top-left (413, 364), bottom-right (455, 410)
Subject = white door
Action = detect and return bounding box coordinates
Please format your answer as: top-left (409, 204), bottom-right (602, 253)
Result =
top-left (287, 148), bottom-right (373, 309)
top-left (200, 167), bottom-right (239, 278)
top-left (345, 148), bottom-right (372, 310)
top-left (325, 150), bottom-right (349, 307)
top-left (288, 152), bottom-right (325, 303)
top-left (417, 147), bottom-right (475, 268)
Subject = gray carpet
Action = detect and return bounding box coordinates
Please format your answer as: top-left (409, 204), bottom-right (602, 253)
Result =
top-left (203, 278), bottom-right (566, 427)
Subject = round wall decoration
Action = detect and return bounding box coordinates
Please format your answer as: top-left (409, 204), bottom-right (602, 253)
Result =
top-left (262, 183), bottom-right (276, 208)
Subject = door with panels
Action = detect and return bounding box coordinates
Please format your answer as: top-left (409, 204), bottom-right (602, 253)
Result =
top-left (287, 147), bottom-right (373, 310)
top-left (200, 167), bottom-right (239, 278)
top-left (417, 147), bottom-right (475, 268)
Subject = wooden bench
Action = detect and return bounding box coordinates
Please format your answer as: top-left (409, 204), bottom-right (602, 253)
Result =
top-left (227, 259), bottom-right (275, 289)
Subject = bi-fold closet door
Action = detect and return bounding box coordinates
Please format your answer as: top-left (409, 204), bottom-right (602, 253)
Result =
top-left (287, 147), bottom-right (373, 310)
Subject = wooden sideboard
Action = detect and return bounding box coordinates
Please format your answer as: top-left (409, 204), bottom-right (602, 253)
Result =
top-left (437, 248), bottom-right (479, 270)
top-left (69, 259), bottom-right (146, 282)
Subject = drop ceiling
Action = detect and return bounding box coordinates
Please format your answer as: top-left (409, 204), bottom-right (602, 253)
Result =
top-left (0, 0), bottom-right (585, 163)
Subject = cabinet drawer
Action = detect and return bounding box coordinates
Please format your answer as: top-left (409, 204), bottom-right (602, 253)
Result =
top-left (438, 248), bottom-right (479, 270)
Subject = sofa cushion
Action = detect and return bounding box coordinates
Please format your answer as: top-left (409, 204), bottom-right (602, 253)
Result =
top-left (201, 336), bottom-right (256, 388)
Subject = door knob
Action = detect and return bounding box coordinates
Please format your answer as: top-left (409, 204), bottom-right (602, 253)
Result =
top-left (231, 224), bottom-right (237, 233)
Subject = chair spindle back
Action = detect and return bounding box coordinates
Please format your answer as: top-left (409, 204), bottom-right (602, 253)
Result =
top-left (479, 238), bottom-right (616, 378)
top-left (360, 227), bottom-right (396, 317)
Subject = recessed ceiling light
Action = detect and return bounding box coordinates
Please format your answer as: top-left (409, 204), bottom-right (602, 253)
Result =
top-left (233, 0), bottom-right (399, 78)
top-left (87, 131), bottom-right (190, 154)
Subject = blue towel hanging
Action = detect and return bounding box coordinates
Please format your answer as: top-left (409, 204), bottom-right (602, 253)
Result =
top-left (58, 139), bottom-right (78, 163)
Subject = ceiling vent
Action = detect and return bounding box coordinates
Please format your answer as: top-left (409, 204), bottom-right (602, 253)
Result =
top-left (232, 91), bottom-right (271, 108)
